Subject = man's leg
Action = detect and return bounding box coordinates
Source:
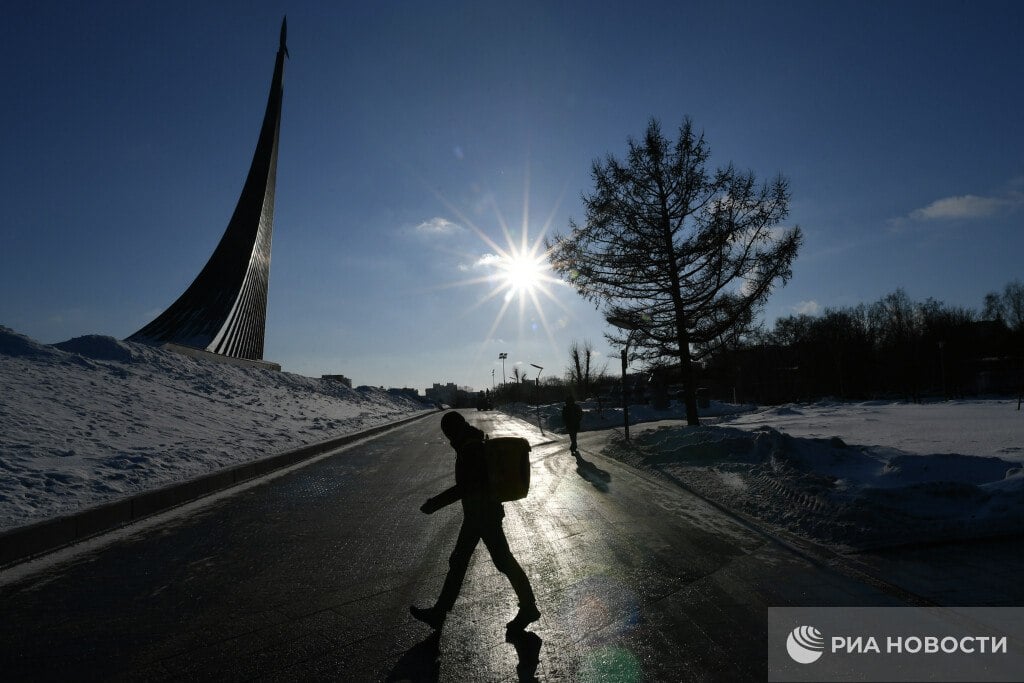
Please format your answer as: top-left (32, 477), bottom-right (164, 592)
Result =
top-left (437, 522), bottom-right (480, 611)
top-left (481, 523), bottom-right (539, 629)
top-left (411, 521), bottom-right (479, 629)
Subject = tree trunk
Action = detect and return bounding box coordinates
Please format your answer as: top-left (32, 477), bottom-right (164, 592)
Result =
top-left (654, 167), bottom-right (700, 427)
top-left (678, 329), bottom-right (700, 426)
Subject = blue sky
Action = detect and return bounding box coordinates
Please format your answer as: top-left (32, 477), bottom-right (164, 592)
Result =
top-left (2, 1), bottom-right (1022, 393)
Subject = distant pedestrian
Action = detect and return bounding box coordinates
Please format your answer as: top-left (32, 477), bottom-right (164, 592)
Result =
top-left (410, 411), bottom-right (540, 632)
top-left (562, 396), bottom-right (583, 452)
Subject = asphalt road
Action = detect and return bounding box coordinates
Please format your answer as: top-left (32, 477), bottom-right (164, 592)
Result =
top-left (0, 411), bottom-right (907, 681)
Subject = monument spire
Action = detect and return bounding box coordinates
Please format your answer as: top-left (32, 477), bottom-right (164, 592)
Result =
top-left (128, 18), bottom-right (287, 361)
top-left (281, 15), bottom-right (289, 58)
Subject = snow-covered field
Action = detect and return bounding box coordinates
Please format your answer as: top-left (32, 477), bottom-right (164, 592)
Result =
top-left (535, 398), bottom-right (1023, 550)
top-left (0, 327), bottom-right (430, 533)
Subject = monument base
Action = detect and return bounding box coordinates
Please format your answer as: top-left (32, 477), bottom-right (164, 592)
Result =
top-left (162, 343), bottom-right (282, 372)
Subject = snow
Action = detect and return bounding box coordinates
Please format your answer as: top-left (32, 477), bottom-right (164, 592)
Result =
top-left (0, 326), bottom-right (430, 532)
top-left (724, 400), bottom-right (1024, 461)
top-left (513, 397), bottom-right (1024, 550)
top-left (2, 322), bottom-right (1021, 552)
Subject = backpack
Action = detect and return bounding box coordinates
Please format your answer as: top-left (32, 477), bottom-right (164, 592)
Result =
top-left (482, 436), bottom-right (532, 502)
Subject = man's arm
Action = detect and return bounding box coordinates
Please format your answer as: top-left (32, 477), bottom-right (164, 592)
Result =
top-left (420, 485), bottom-right (460, 514)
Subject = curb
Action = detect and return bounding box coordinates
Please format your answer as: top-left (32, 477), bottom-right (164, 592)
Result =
top-left (0, 410), bottom-right (439, 569)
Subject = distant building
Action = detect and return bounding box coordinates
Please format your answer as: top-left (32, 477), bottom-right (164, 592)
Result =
top-left (424, 382), bottom-right (480, 408)
top-left (425, 382), bottom-right (458, 405)
top-left (387, 387), bottom-right (423, 402)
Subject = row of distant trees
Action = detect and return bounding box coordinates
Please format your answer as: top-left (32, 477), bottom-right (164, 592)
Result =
top-left (485, 279), bottom-right (1024, 409)
top-left (526, 283), bottom-right (1023, 408)
top-left (487, 363), bottom-right (614, 408)
top-left (700, 284), bottom-right (1024, 404)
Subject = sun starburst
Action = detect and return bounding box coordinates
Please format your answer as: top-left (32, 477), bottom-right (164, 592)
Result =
top-left (499, 250), bottom-right (547, 302)
top-left (424, 170), bottom-right (572, 356)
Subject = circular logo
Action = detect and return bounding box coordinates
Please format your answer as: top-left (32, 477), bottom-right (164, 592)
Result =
top-left (787, 625), bottom-right (825, 664)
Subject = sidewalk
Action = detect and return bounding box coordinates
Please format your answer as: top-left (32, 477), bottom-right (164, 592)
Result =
top-left (853, 537), bottom-right (1024, 606)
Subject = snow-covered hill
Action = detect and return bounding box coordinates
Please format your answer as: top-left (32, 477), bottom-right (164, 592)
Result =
top-left (0, 327), bottom-right (429, 532)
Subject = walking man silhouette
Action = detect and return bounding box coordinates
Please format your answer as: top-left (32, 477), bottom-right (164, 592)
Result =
top-left (562, 396), bottom-right (583, 452)
top-left (410, 412), bottom-right (540, 631)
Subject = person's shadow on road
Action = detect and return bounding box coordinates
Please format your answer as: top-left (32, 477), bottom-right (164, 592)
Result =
top-left (507, 629), bottom-right (543, 682)
top-left (574, 450), bottom-right (611, 492)
top-left (387, 631), bottom-right (440, 682)
top-left (387, 629), bottom-right (543, 682)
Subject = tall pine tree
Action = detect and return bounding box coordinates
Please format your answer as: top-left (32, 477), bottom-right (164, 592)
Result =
top-left (548, 118), bottom-right (802, 425)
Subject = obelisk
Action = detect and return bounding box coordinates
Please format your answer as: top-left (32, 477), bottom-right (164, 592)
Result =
top-left (129, 18), bottom-right (287, 361)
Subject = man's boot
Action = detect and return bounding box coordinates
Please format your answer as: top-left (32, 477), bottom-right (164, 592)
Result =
top-left (506, 603), bottom-right (541, 631)
top-left (410, 605), bottom-right (447, 630)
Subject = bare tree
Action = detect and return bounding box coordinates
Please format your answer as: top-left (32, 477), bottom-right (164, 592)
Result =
top-left (567, 340), bottom-right (588, 397)
top-left (567, 339), bottom-right (607, 398)
top-left (983, 292), bottom-right (1004, 323)
top-left (1006, 281), bottom-right (1024, 332)
top-left (548, 117), bottom-right (802, 424)
top-left (984, 280), bottom-right (1024, 331)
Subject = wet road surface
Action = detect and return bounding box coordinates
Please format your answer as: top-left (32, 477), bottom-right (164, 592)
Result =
top-left (0, 411), bottom-right (907, 680)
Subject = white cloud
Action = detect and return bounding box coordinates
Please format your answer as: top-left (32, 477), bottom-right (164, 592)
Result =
top-left (792, 300), bottom-right (820, 316)
top-left (457, 252), bottom-right (501, 273)
top-left (909, 194), bottom-right (1010, 221)
top-left (902, 182), bottom-right (1024, 224)
top-left (889, 184), bottom-right (1024, 231)
top-left (474, 253), bottom-right (501, 268)
top-left (413, 217), bottom-right (464, 236)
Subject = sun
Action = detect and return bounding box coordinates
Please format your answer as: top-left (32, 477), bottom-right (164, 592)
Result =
top-left (499, 250), bottom-right (547, 302)
top-left (463, 229), bottom-right (570, 353)
top-left (420, 166), bottom-right (573, 360)
top-left (444, 217), bottom-right (569, 346)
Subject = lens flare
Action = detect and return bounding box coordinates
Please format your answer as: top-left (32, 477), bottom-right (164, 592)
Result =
top-left (580, 646), bottom-right (642, 683)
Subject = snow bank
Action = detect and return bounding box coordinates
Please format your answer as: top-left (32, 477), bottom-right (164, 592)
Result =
top-left (53, 334), bottom-right (140, 363)
top-left (0, 326), bottom-right (430, 532)
top-left (598, 401), bottom-right (1024, 550)
top-left (722, 400), bottom-right (1024, 461)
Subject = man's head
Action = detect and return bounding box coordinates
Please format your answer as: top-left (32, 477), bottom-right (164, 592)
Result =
top-left (440, 411), bottom-right (467, 443)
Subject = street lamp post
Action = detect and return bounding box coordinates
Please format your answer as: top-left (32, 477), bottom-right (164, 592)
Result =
top-left (606, 313), bottom-right (642, 441)
top-left (937, 340), bottom-right (947, 401)
top-left (499, 353), bottom-right (507, 385)
top-left (530, 363), bottom-right (544, 434)
top-left (619, 347), bottom-right (630, 440)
